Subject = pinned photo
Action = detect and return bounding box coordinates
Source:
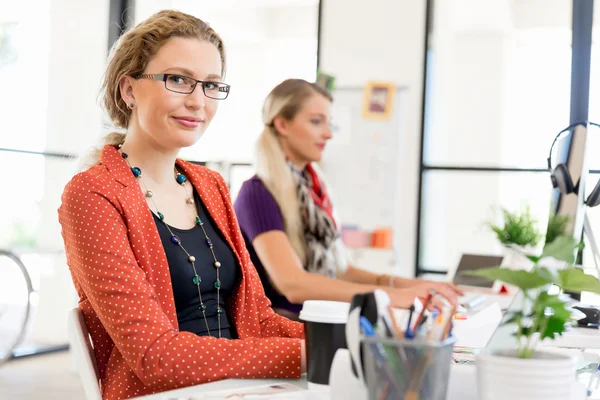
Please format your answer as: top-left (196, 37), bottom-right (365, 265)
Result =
top-left (362, 81), bottom-right (395, 120)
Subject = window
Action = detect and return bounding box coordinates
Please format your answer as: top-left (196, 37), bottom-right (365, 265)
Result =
top-left (418, 0), bottom-right (573, 274)
top-left (0, 0), bottom-right (109, 355)
top-left (586, 6), bottom-right (600, 173)
top-left (0, 1), bottom-right (50, 152)
top-left (420, 171), bottom-right (551, 271)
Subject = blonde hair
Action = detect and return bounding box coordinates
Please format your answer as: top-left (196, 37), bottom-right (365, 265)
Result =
top-left (85, 10), bottom-right (226, 166)
top-left (256, 79), bottom-right (333, 265)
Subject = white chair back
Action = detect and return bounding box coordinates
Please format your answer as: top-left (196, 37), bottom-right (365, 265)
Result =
top-left (67, 307), bottom-right (102, 400)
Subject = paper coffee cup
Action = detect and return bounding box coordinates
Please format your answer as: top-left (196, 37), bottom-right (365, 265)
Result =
top-left (299, 300), bottom-right (350, 389)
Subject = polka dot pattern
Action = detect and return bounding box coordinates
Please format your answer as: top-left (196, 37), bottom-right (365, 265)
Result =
top-left (58, 146), bottom-right (304, 400)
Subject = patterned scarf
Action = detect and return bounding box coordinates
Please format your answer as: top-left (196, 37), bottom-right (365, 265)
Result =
top-left (291, 163), bottom-right (341, 277)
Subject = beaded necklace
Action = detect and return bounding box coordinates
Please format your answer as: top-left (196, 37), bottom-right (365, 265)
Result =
top-left (118, 144), bottom-right (223, 338)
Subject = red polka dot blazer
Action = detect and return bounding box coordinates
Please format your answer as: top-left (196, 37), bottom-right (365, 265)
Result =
top-left (58, 145), bottom-right (304, 400)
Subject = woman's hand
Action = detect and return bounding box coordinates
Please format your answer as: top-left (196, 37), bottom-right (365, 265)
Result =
top-left (386, 283), bottom-right (460, 310)
top-left (409, 280), bottom-right (463, 306)
top-left (385, 275), bottom-right (463, 306)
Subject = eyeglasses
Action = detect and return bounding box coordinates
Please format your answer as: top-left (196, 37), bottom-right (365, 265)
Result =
top-left (134, 73), bottom-right (231, 100)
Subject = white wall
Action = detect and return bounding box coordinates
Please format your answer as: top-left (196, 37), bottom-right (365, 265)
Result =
top-left (320, 0), bottom-right (427, 277)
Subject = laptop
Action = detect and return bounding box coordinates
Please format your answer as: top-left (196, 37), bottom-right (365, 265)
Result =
top-left (452, 291), bottom-right (522, 363)
top-left (447, 253), bottom-right (505, 292)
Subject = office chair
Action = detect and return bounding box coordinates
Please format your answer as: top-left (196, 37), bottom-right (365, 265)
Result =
top-left (67, 307), bottom-right (102, 400)
top-left (0, 249), bottom-right (33, 369)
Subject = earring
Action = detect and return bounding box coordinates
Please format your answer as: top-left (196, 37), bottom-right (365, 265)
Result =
top-left (129, 103), bottom-right (135, 109)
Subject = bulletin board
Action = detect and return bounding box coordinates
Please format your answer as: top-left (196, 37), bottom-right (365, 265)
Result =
top-left (321, 86), bottom-right (407, 231)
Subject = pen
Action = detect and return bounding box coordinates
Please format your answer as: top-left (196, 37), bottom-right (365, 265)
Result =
top-left (405, 305), bottom-right (415, 339)
top-left (440, 306), bottom-right (457, 340)
top-left (381, 318), bottom-right (394, 338)
top-left (412, 291), bottom-right (435, 332)
top-left (462, 294), bottom-right (486, 310)
top-left (417, 314), bottom-right (429, 330)
top-left (427, 310), bottom-right (438, 340)
top-left (360, 316), bottom-right (377, 337)
top-left (360, 317), bottom-right (403, 397)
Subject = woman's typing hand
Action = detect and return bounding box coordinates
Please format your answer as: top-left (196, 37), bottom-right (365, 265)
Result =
top-left (386, 283), bottom-right (460, 310)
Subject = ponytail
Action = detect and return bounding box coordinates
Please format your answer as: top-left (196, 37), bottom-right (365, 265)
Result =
top-left (79, 132), bottom-right (126, 170)
top-left (255, 126), bottom-right (307, 265)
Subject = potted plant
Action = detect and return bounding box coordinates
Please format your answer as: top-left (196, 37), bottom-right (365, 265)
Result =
top-left (486, 204), bottom-right (543, 269)
top-left (545, 211), bottom-right (570, 245)
top-left (464, 235), bottom-right (600, 400)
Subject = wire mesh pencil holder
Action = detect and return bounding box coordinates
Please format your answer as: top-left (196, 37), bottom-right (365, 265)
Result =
top-left (362, 336), bottom-right (456, 400)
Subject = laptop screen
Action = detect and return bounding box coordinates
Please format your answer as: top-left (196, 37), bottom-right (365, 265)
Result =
top-left (452, 254), bottom-right (504, 288)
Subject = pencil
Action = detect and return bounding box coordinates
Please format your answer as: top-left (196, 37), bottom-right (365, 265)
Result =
top-left (441, 305), bottom-right (457, 340)
top-left (387, 306), bottom-right (404, 337)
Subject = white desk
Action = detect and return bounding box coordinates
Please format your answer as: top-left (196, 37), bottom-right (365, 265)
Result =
top-left (133, 293), bottom-right (600, 400)
top-left (131, 360), bottom-right (600, 399)
top-left (134, 364), bottom-right (477, 400)
top-left (133, 379), bottom-right (310, 399)
top-left (545, 327), bottom-right (600, 349)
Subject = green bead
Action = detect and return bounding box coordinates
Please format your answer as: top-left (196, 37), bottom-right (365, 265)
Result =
top-left (217, 307), bottom-right (223, 315)
top-left (199, 304), bottom-right (206, 312)
top-left (196, 216), bottom-right (203, 225)
top-left (192, 275), bottom-right (200, 285)
top-left (158, 212), bottom-right (164, 221)
top-left (214, 280), bottom-right (221, 289)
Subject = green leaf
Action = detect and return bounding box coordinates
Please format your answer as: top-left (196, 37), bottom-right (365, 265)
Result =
top-left (527, 255), bottom-right (541, 263)
top-left (487, 205), bottom-right (542, 247)
top-left (515, 327), bottom-right (530, 337)
top-left (540, 315), bottom-right (567, 341)
top-left (533, 292), bottom-right (571, 321)
top-left (463, 267), bottom-right (553, 291)
top-left (532, 292), bottom-right (559, 313)
top-left (545, 213), bottom-right (570, 245)
top-left (535, 267), bottom-right (557, 284)
top-left (557, 268), bottom-right (600, 294)
top-left (541, 235), bottom-right (580, 264)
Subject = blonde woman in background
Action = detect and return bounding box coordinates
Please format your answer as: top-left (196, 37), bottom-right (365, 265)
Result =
top-left (58, 11), bottom-right (304, 400)
top-left (234, 79), bottom-right (463, 320)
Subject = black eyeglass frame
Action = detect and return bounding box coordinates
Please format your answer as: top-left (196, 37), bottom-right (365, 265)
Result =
top-left (134, 73), bottom-right (231, 100)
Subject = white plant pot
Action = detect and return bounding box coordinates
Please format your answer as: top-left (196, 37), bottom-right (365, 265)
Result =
top-left (501, 246), bottom-right (535, 270)
top-left (476, 349), bottom-right (577, 400)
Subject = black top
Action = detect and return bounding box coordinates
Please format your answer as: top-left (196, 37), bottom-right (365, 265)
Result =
top-left (153, 189), bottom-right (239, 338)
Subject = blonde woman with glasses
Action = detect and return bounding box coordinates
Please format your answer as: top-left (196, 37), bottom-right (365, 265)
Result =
top-left (58, 11), bottom-right (304, 400)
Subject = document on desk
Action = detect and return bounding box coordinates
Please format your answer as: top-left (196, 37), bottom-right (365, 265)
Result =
top-left (172, 383), bottom-right (327, 400)
top-left (452, 302), bottom-right (502, 348)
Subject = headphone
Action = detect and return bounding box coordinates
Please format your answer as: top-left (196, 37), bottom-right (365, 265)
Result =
top-left (548, 121), bottom-right (600, 207)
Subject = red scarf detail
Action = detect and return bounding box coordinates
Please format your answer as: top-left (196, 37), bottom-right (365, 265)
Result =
top-left (305, 164), bottom-right (336, 227)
